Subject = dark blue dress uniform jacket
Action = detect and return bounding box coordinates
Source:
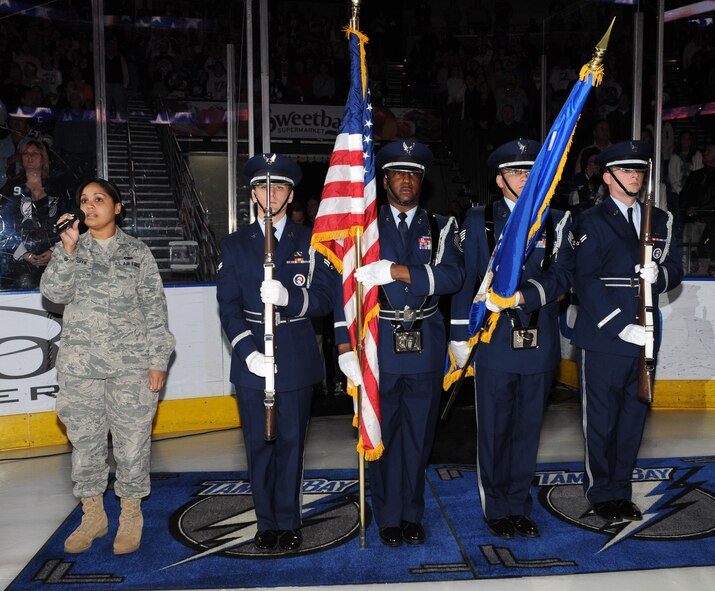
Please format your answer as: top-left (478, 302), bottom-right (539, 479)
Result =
top-left (216, 219), bottom-right (336, 532)
top-left (450, 199), bottom-right (575, 374)
top-left (571, 198), bottom-right (682, 356)
top-left (570, 197), bottom-right (682, 505)
top-left (335, 206), bottom-right (464, 372)
top-left (217, 220), bottom-right (336, 389)
top-left (334, 205), bottom-right (463, 528)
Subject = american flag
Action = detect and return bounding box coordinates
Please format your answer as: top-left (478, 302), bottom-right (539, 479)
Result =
top-left (311, 28), bottom-right (382, 460)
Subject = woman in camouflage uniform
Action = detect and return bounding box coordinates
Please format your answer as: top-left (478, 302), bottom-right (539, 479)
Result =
top-left (40, 178), bottom-right (175, 555)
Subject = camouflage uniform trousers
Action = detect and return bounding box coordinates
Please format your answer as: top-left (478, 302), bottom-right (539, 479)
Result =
top-left (56, 373), bottom-right (159, 499)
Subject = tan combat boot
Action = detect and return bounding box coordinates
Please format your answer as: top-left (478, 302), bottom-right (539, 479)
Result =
top-left (64, 495), bottom-right (109, 553)
top-left (113, 498), bottom-right (143, 555)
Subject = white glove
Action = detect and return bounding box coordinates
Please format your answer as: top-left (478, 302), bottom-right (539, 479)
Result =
top-left (619, 324), bottom-right (647, 346)
top-left (260, 279), bottom-right (289, 306)
top-left (636, 261), bottom-right (658, 285)
top-left (338, 351), bottom-right (363, 386)
top-left (355, 260), bottom-right (394, 288)
top-left (449, 341), bottom-right (470, 368)
top-left (485, 291), bottom-right (521, 312)
top-left (245, 351), bottom-right (267, 377)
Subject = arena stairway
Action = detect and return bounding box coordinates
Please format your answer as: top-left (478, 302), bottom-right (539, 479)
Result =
top-left (107, 97), bottom-right (182, 276)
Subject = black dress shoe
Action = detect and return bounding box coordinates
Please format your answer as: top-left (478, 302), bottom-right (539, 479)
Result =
top-left (254, 530), bottom-right (278, 550)
top-left (486, 518), bottom-right (515, 539)
top-left (592, 501), bottom-right (621, 521)
top-left (278, 529), bottom-right (303, 551)
top-left (379, 526), bottom-right (403, 547)
top-left (509, 515), bottom-right (540, 538)
top-left (613, 499), bottom-right (643, 521)
top-left (401, 521), bottom-right (425, 544)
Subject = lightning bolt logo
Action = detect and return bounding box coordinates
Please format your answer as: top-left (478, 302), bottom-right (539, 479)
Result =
top-left (598, 467), bottom-right (707, 552)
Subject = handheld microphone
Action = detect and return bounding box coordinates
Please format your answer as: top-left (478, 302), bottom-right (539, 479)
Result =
top-left (55, 209), bottom-right (85, 234)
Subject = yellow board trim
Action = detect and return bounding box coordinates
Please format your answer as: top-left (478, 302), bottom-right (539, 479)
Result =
top-left (0, 395), bottom-right (241, 451)
top-left (557, 359), bottom-right (715, 409)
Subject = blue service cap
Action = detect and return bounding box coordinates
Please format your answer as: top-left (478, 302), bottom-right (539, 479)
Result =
top-left (597, 140), bottom-right (651, 170)
top-left (376, 141), bottom-right (433, 173)
top-left (487, 138), bottom-right (541, 170)
top-left (243, 153), bottom-right (302, 186)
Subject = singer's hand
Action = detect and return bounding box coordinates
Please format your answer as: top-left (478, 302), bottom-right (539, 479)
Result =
top-left (149, 369), bottom-right (167, 392)
top-left (56, 213), bottom-right (81, 252)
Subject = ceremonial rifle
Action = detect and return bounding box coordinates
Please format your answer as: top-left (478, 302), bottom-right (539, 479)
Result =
top-left (263, 172), bottom-right (277, 440)
top-left (637, 159), bottom-right (656, 404)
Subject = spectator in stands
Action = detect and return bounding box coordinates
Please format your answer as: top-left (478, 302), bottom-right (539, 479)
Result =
top-left (54, 91), bottom-right (97, 193)
top-left (105, 38), bottom-right (129, 123)
top-left (289, 200), bottom-right (309, 226)
top-left (494, 78), bottom-right (529, 125)
top-left (205, 60), bottom-right (227, 101)
top-left (306, 196), bottom-right (320, 226)
top-left (574, 119), bottom-right (611, 174)
top-left (607, 93), bottom-right (632, 143)
top-left (488, 104), bottom-right (528, 152)
top-left (679, 141), bottom-right (715, 276)
top-left (14, 86), bottom-right (55, 149)
top-left (21, 61), bottom-right (42, 91)
top-left (286, 60), bottom-right (313, 103)
top-left (473, 77), bottom-right (496, 132)
top-left (1, 139), bottom-right (71, 289)
top-left (65, 65), bottom-right (94, 108)
top-left (668, 131), bottom-right (703, 196)
top-left (548, 55), bottom-right (576, 92)
top-left (312, 62), bottom-right (335, 103)
top-left (36, 51), bottom-right (62, 104)
top-left (568, 151), bottom-right (607, 216)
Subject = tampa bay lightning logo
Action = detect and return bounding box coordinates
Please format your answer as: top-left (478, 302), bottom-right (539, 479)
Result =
top-left (167, 477), bottom-right (367, 562)
top-left (0, 306), bottom-right (61, 380)
top-left (538, 462), bottom-right (715, 551)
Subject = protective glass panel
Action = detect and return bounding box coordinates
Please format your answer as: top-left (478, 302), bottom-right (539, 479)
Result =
top-left (0, 0), bottom-right (97, 291)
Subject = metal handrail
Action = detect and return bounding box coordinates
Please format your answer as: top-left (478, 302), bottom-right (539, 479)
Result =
top-left (155, 108), bottom-right (220, 281)
top-left (125, 121), bottom-right (138, 235)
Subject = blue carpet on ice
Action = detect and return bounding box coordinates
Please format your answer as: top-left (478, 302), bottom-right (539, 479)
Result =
top-left (8, 457), bottom-right (715, 590)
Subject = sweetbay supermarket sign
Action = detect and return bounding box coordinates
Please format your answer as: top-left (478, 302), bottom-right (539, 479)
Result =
top-left (269, 105), bottom-right (343, 141)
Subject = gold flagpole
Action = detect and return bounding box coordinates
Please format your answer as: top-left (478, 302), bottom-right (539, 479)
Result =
top-left (349, 0), bottom-right (367, 551)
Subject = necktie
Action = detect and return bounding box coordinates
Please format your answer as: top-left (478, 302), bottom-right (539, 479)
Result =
top-left (272, 226), bottom-right (279, 244)
top-left (398, 212), bottom-right (408, 247)
top-left (627, 207), bottom-right (639, 241)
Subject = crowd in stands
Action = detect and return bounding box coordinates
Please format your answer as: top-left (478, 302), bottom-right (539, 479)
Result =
top-left (1, 1), bottom-right (714, 288)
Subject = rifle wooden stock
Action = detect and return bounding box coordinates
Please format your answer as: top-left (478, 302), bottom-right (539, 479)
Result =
top-left (637, 160), bottom-right (656, 404)
top-left (263, 173), bottom-right (277, 440)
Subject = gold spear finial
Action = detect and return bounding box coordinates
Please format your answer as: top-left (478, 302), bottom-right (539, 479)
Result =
top-left (587, 17), bottom-right (616, 72)
top-left (350, 0), bottom-right (361, 30)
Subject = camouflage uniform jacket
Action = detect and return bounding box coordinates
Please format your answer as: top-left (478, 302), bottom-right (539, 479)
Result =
top-left (40, 227), bottom-right (175, 378)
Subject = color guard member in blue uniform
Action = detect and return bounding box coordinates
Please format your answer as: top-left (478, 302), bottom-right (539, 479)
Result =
top-left (449, 139), bottom-right (575, 539)
top-left (571, 140), bottom-right (682, 521)
top-left (216, 154), bottom-right (336, 552)
top-left (337, 141), bottom-right (464, 547)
